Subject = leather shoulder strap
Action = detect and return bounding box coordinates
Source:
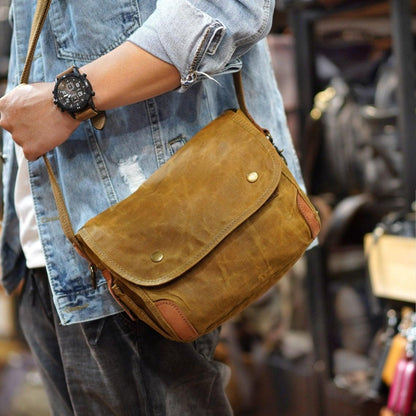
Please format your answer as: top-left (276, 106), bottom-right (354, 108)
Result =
top-left (20, 0), bottom-right (52, 84)
top-left (232, 71), bottom-right (264, 133)
top-left (21, 0), bottom-right (78, 245)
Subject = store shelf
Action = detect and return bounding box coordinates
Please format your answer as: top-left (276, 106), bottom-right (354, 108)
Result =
top-left (281, 1), bottom-right (416, 415)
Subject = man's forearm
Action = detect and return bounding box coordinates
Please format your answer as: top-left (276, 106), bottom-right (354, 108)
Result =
top-left (81, 41), bottom-right (181, 111)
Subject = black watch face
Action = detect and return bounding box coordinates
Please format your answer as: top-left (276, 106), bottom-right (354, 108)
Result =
top-left (54, 75), bottom-right (91, 113)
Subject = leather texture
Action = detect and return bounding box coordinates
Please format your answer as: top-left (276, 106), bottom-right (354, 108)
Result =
top-left (75, 108), bottom-right (321, 342)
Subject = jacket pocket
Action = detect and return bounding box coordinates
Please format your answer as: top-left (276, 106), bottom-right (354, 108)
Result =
top-left (49, 0), bottom-right (141, 62)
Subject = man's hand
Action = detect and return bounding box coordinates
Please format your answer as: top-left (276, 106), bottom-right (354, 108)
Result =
top-left (0, 82), bottom-right (81, 161)
top-left (0, 42), bottom-right (180, 162)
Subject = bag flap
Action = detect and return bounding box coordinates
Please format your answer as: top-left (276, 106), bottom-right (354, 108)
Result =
top-left (77, 109), bottom-right (282, 286)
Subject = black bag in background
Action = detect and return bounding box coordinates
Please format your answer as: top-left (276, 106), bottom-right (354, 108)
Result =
top-left (305, 57), bottom-right (404, 202)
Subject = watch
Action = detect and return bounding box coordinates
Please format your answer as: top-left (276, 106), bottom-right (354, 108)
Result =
top-left (53, 66), bottom-right (106, 130)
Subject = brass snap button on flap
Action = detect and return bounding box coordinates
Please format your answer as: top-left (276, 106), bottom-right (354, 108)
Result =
top-left (247, 172), bottom-right (259, 183)
top-left (151, 251), bottom-right (164, 263)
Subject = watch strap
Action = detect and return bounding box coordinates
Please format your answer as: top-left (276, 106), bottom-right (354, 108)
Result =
top-left (75, 100), bottom-right (106, 130)
top-left (55, 66), bottom-right (75, 79)
top-left (86, 111), bottom-right (106, 130)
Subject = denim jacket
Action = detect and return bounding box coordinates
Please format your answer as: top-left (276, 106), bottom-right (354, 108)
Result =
top-left (1, 0), bottom-right (307, 325)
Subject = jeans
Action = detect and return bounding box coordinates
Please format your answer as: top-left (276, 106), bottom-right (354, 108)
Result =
top-left (18, 268), bottom-right (233, 416)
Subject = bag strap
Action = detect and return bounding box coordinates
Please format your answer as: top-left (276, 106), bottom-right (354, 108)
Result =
top-left (19, 0), bottom-right (78, 246)
top-left (20, 0), bottom-right (52, 85)
top-left (22, 0), bottom-right (263, 247)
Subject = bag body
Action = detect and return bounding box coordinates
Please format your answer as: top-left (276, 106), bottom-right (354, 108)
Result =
top-left (75, 108), bottom-right (320, 342)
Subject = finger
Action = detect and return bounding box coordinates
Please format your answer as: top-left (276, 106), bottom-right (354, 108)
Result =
top-left (23, 146), bottom-right (40, 162)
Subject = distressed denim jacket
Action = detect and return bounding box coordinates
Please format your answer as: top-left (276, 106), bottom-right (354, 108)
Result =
top-left (1, 0), bottom-right (307, 325)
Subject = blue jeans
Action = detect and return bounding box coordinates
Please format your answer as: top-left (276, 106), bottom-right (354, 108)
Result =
top-left (18, 268), bottom-right (233, 416)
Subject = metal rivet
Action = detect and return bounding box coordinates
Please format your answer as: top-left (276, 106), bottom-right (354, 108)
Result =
top-left (247, 172), bottom-right (259, 183)
top-left (151, 251), bottom-right (164, 263)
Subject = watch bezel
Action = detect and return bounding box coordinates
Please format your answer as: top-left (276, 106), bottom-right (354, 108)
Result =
top-left (53, 67), bottom-right (94, 115)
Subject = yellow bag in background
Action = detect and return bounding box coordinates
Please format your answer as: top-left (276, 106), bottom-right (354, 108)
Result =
top-left (364, 232), bottom-right (416, 303)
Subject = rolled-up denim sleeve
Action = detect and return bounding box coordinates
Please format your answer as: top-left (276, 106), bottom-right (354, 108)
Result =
top-left (127, 0), bottom-right (275, 91)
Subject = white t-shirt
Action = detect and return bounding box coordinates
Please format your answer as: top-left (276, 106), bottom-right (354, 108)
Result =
top-left (14, 144), bottom-right (46, 269)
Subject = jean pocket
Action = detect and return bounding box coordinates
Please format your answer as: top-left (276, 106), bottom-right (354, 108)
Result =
top-left (192, 327), bottom-right (221, 360)
top-left (168, 135), bottom-right (188, 156)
